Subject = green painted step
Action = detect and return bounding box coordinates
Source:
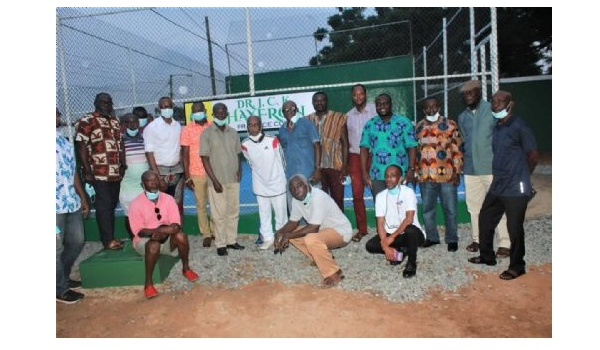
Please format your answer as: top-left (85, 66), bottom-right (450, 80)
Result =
top-left (79, 240), bottom-right (178, 288)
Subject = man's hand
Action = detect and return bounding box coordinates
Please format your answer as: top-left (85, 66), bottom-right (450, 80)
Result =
top-left (274, 231), bottom-right (289, 254)
top-left (185, 178), bottom-right (195, 190)
top-left (213, 180), bottom-right (223, 193)
top-left (158, 177), bottom-right (168, 192)
top-left (383, 246), bottom-right (396, 261)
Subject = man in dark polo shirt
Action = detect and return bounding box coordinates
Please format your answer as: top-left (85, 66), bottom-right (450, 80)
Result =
top-left (467, 90), bottom-right (539, 281)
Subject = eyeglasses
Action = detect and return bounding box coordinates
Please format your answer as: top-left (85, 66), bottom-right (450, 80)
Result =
top-left (283, 107), bottom-right (297, 113)
top-left (154, 207), bottom-right (162, 221)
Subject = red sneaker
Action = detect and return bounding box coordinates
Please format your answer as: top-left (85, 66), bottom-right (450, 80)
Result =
top-left (183, 269), bottom-right (199, 282)
top-left (144, 285), bottom-right (159, 299)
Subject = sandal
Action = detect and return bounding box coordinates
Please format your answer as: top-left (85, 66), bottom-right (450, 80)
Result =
top-left (351, 232), bottom-right (368, 243)
top-left (321, 269), bottom-right (345, 288)
top-left (104, 239), bottom-right (124, 250)
top-left (499, 269), bottom-right (525, 280)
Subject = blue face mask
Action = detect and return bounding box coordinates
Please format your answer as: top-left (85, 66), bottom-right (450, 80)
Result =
top-left (191, 111), bottom-right (206, 122)
top-left (138, 118), bottom-right (148, 127)
top-left (301, 190), bottom-right (312, 205)
top-left (126, 128), bottom-right (139, 137)
top-left (492, 103), bottom-right (512, 119)
top-left (388, 186), bottom-right (400, 195)
top-left (160, 108), bottom-right (174, 119)
top-left (213, 117), bottom-right (228, 126)
top-left (145, 190), bottom-right (159, 201)
top-left (290, 112), bottom-right (302, 124)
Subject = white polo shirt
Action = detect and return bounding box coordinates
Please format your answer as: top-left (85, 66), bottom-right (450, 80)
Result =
top-left (143, 117), bottom-right (182, 166)
top-left (375, 184), bottom-right (424, 236)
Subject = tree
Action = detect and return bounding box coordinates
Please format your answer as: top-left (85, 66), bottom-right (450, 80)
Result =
top-left (310, 7), bottom-right (552, 77)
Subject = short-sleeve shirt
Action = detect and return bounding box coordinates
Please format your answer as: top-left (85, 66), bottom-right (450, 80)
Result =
top-left (307, 110), bottom-right (348, 171)
top-left (128, 192), bottom-right (181, 246)
top-left (359, 114), bottom-right (418, 180)
top-left (143, 117), bottom-right (182, 167)
top-left (180, 121), bottom-right (211, 176)
top-left (375, 185), bottom-right (424, 235)
top-left (278, 117), bottom-right (320, 180)
top-left (199, 123), bottom-right (241, 185)
top-left (457, 99), bottom-right (495, 175)
top-left (346, 102), bottom-right (376, 154)
top-left (490, 116), bottom-right (537, 197)
top-left (289, 187), bottom-right (353, 242)
top-left (56, 132), bottom-right (81, 214)
top-left (74, 112), bottom-right (124, 182)
top-left (415, 116), bottom-right (463, 183)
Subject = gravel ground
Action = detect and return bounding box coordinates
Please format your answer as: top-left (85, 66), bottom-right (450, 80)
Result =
top-left (74, 165), bottom-right (551, 304)
top-left (74, 214), bottom-right (551, 304)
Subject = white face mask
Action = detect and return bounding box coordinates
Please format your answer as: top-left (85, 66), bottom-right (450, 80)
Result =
top-left (249, 132), bottom-right (263, 142)
top-left (492, 102), bottom-right (513, 119)
top-left (425, 112), bottom-right (440, 123)
top-left (160, 108), bottom-right (174, 119)
top-left (213, 117), bottom-right (228, 126)
top-left (290, 112), bottom-right (302, 124)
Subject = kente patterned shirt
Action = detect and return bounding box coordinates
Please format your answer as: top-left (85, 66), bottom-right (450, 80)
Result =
top-left (307, 110), bottom-right (348, 171)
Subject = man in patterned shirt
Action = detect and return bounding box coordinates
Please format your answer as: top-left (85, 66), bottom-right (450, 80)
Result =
top-left (75, 92), bottom-right (126, 250)
top-left (360, 93), bottom-right (418, 204)
top-left (307, 91), bottom-right (349, 211)
top-left (57, 107), bottom-right (90, 304)
top-left (414, 97), bottom-right (463, 252)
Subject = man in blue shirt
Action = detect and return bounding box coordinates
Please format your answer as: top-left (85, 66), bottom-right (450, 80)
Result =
top-left (467, 90), bottom-right (539, 281)
top-left (278, 100), bottom-right (321, 208)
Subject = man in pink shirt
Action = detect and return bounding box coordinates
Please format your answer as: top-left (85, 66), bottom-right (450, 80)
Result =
top-left (181, 101), bottom-right (213, 248)
top-left (128, 170), bottom-right (199, 299)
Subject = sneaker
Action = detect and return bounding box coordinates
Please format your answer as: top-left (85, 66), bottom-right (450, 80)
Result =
top-left (56, 289), bottom-right (84, 304)
top-left (254, 235), bottom-right (264, 245)
top-left (258, 240), bottom-right (274, 250)
top-left (68, 279), bottom-right (82, 290)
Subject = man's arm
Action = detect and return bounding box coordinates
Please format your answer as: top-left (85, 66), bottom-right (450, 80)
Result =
top-left (405, 147), bottom-right (417, 184)
top-left (310, 141), bottom-right (322, 183)
top-left (201, 155), bottom-right (222, 193)
top-left (527, 150), bottom-right (539, 174)
top-left (73, 169), bottom-right (90, 218)
top-left (360, 146), bottom-right (371, 187)
top-left (75, 141), bottom-right (93, 183)
top-left (340, 123), bottom-right (349, 177)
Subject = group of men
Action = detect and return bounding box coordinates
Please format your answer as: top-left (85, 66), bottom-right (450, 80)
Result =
top-left (56, 79), bottom-right (538, 302)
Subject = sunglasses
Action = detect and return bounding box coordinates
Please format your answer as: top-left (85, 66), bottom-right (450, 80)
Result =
top-left (155, 207), bottom-right (162, 221)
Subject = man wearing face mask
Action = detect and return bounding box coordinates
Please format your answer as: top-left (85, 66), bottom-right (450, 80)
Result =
top-left (277, 100), bottom-right (321, 210)
top-left (128, 170), bottom-right (199, 299)
top-left (468, 90), bottom-right (538, 281)
top-left (458, 80), bottom-right (511, 258)
top-left (200, 103), bottom-right (244, 256)
top-left (119, 113), bottom-right (149, 239)
top-left (414, 97), bottom-right (463, 252)
top-left (180, 101), bottom-right (213, 248)
top-left (241, 116), bottom-right (288, 250)
top-left (75, 92), bottom-right (126, 251)
top-left (132, 106), bottom-right (153, 132)
top-left (143, 96), bottom-right (185, 219)
top-left (273, 174), bottom-right (352, 288)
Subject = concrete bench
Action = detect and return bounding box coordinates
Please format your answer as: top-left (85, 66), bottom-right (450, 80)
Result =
top-left (79, 240), bottom-right (179, 288)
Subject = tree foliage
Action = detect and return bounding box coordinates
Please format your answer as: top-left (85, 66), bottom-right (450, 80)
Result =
top-left (310, 7), bottom-right (552, 77)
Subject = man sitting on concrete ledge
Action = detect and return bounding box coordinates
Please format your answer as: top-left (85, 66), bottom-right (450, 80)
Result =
top-left (128, 170), bottom-right (199, 299)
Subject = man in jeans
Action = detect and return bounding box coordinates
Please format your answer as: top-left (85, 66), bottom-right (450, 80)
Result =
top-left (57, 107), bottom-right (89, 304)
top-left (414, 97), bottom-right (463, 252)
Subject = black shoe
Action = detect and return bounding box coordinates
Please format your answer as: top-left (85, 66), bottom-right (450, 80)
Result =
top-left (217, 247), bottom-right (228, 256)
top-left (447, 242), bottom-right (458, 252)
top-left (389, 261), bottom-right (402, 266)
top-left (56, 289), bottom-right (84, 304)
top-left (422, 239), bottom-right (440, 248)
top-left (466, 242), bottom-right (479, 252)
top-left (402, 262), bottom-right (417, 278)
top-left (202, 237), bottom-right (212, 248)
top-left (226, 243), bottom-right (245, 250)
top-left (468, 256), bottom-right (497, 266)
top-left (68, 279), bottom-right (82, 290)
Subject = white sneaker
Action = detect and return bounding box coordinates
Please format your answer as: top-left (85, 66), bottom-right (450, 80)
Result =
top-left (258, 240), bottom-right (274, 250)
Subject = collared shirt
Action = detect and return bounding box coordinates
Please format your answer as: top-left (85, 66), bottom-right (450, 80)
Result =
top-left (346, 102), bottom-right (376, 154)
top-left (457, 100), bottom-right (495, 175)
top-left (180, 121), bottom-right (211, 176)
top-left (415, 116), bottom-right (463, 183)
top-left (289, 187), bottom-right (353, 242)
top-left (241, 134), bottom-right (287, 197)
top-left (128, 192), bottom-right (181, 246)
top-left (56, 132), bottom-right (81, 214)
top-left (143, 117), bottom-right (182, 167)
top-left (359, 114), bottom-right (418, 180)
top-left (307, 110), bottom-right (347, 171)
top-left (278, 117), bottom-right (320, 180)
top-left (199, 123), bottom-right (241, 185)
top-left (490, 115), bottom-right (537, 197)
top-left (74, 112), bottom-right (124, 182)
